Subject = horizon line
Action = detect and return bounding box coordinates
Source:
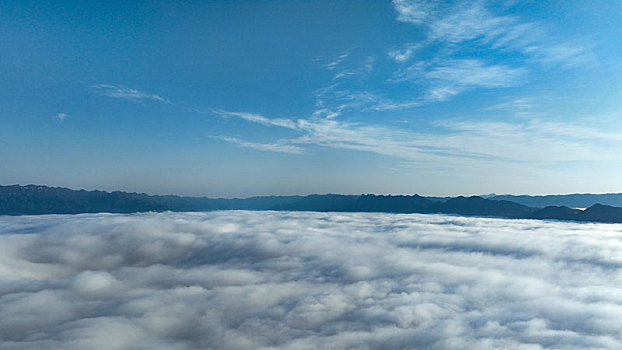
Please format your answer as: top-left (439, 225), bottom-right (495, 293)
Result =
top-left (4, 183), bottom-right (622, 200)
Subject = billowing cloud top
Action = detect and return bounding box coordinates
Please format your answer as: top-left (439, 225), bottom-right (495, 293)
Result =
top-left (1, 212), bottom-right (622, 349)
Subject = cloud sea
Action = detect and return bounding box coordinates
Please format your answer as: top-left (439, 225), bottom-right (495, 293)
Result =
top-left (1, 211), bottom-right (621, 349)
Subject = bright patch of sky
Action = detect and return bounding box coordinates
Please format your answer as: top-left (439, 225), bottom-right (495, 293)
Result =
top-left (1, 0), bottom-right (621, 197)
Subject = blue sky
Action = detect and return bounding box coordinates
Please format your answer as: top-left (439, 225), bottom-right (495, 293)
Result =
top-left (1, 0), bottom-right (621, 197)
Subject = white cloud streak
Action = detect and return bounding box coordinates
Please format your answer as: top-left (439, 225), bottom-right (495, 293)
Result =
top-left (214, 110), bottom-right (298, 129)
top-left (325, 53), bottom-right (349, 70)
top-left (388, 43), bottom-right (422, 63)
top-left (382, 1), bottom-right (595, 105)
top-left (392, 0), bottom-right (591, 68)
top-left (324, 1), bottom-right (572, 111)
top-left (55, 113), bottom-right (69, 122)
top-left (393, 0), bottom-right (432, 25)
top-left (426, 60), bottom-right (525, 88)
top-left (425, 59), bottom-right (526, 101)
top-left (314, 87), bottom-right (421, 114)
top-left (218, 110), bottom-right (622, 167)
top-left (390, 59), bottom-right (526, 102)
top-left (2, 211), bottom-right (622, 349)
top-left (211, 135), bottom-right (304, 154)
top-left (92, 84), bottom-right (172, 104)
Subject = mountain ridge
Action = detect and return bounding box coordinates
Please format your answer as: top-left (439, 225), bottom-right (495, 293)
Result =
top-left (2, 184), bottom-right (622, 223)
top-left (492, 193), bottom-right (622, 208)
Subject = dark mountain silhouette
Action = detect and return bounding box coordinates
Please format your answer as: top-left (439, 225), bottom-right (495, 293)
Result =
top-left (0, 185), bottom-right (305, 214)
top-left (2, 184), bottom-right (622, 224)
top-left (271, 194), bottom-right (440, 213)
top-left (578, 204), bottom-right (622, 223)
top-left (529, 206), bottom-right (581, 221)
top-left (0, 185), bottom-right (169, 215)
top-left (527, 204), bottom-right (622, 223)
top-left (492, 193), bottom-right (622, 208)
top-left (439, 196), bottom-right (534, 218)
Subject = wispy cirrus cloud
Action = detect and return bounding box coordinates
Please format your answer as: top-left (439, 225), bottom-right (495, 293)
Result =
top-left (214, 110), bottom-right (298, 129)
top-left (393, 0), bottom-right (432, 24)
top-left (314, 86), bottom-right (420, 115)
top-left (391, 0), bottom-right (591, 67)
top-left (54, 113), bottom-right (69, 122)
top-left (425, 59), bottom-right (526, 101)
top-left (211, 135), bottom-right (303, 154)
top-left (210, 3), bottom-right (601, 166)
top-left (524, 42), bottom-right (593, 68)
top-left (313, 55), bottom-right (382, 115)
top-left (388, 43), bottom-right (422, 63)
top-left (484, 97), bottom-right (536, 111)
top-left (321, 58), bottom-right (523, 109)
top-left (372, 99), bottom-right (422, 111)
top-left (331, 56), bottom-right (374, 81)
top-left (91, 84), bottom-right (172, 104)
top-left (324, 53), bottom-right (349, 70)
top-left (317, 1), bottom-right (589, 113)
top-left (375, 0), bottom-right (595, 107)
top-left (389, 58), bottom-right (526, 102)
top-left (216, 110), bottom-right (622, 169)
top-left (426, 2), bottom-right (515, 45)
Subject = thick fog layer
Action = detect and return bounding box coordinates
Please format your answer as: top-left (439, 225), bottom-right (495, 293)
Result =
top-left (1, 211), bottom-right (622, 349)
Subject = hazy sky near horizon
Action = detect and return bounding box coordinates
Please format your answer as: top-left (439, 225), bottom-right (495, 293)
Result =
top-left (1, 0), bottom-right (621, 197)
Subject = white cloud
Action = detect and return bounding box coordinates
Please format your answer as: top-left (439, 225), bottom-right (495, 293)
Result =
top-left (55, 113), bottom-right (69, 122)
top-left (388, 43), bottom-right (422, 62)
top-left (312, 108), bottom-right (343, 119)
top-left (293, 118), bottom-right (433, 161)
top-left (484, 97), bottom-right (535, 111)
top-left (524, 42), bottom-right (593, 68)
top-left (390, 0), bottom-right (593, 91)
top-left (393, 0), bottom-right (432, 25)
top-left (381, 1), bottom-right (592, 109)
top-left (315, 85), bottom-right (421, 114)
top-left (214, 110), bottom-right (298, 129)
top-left (372, 99), bottom-right (421, 111)
top-left (92, 84), bottom-right (172, 104)
top-left (1, 211), bottom-right (622, 349)
top-left (211, 135), bottom-right (303, 154)
top-left (427, 59), bottom-right (525, 87)
top-left (331, 56), bottom-right (375, 81)
top-left (426, 2), bottom-right (514, 45)
top-left (426, 59), bottom-right (526, 101)
top-left (325, 53), bottom-right (349, 70)
top-left (219, 110), bottom-right (622, 169)
top-left (391, 59), bottom-right (526, 102)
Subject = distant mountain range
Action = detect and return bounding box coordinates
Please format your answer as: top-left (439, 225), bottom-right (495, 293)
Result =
top-left (490, 194), bottom-right (622, 208)
top-left (2, 184), bottom-right (622, 224)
